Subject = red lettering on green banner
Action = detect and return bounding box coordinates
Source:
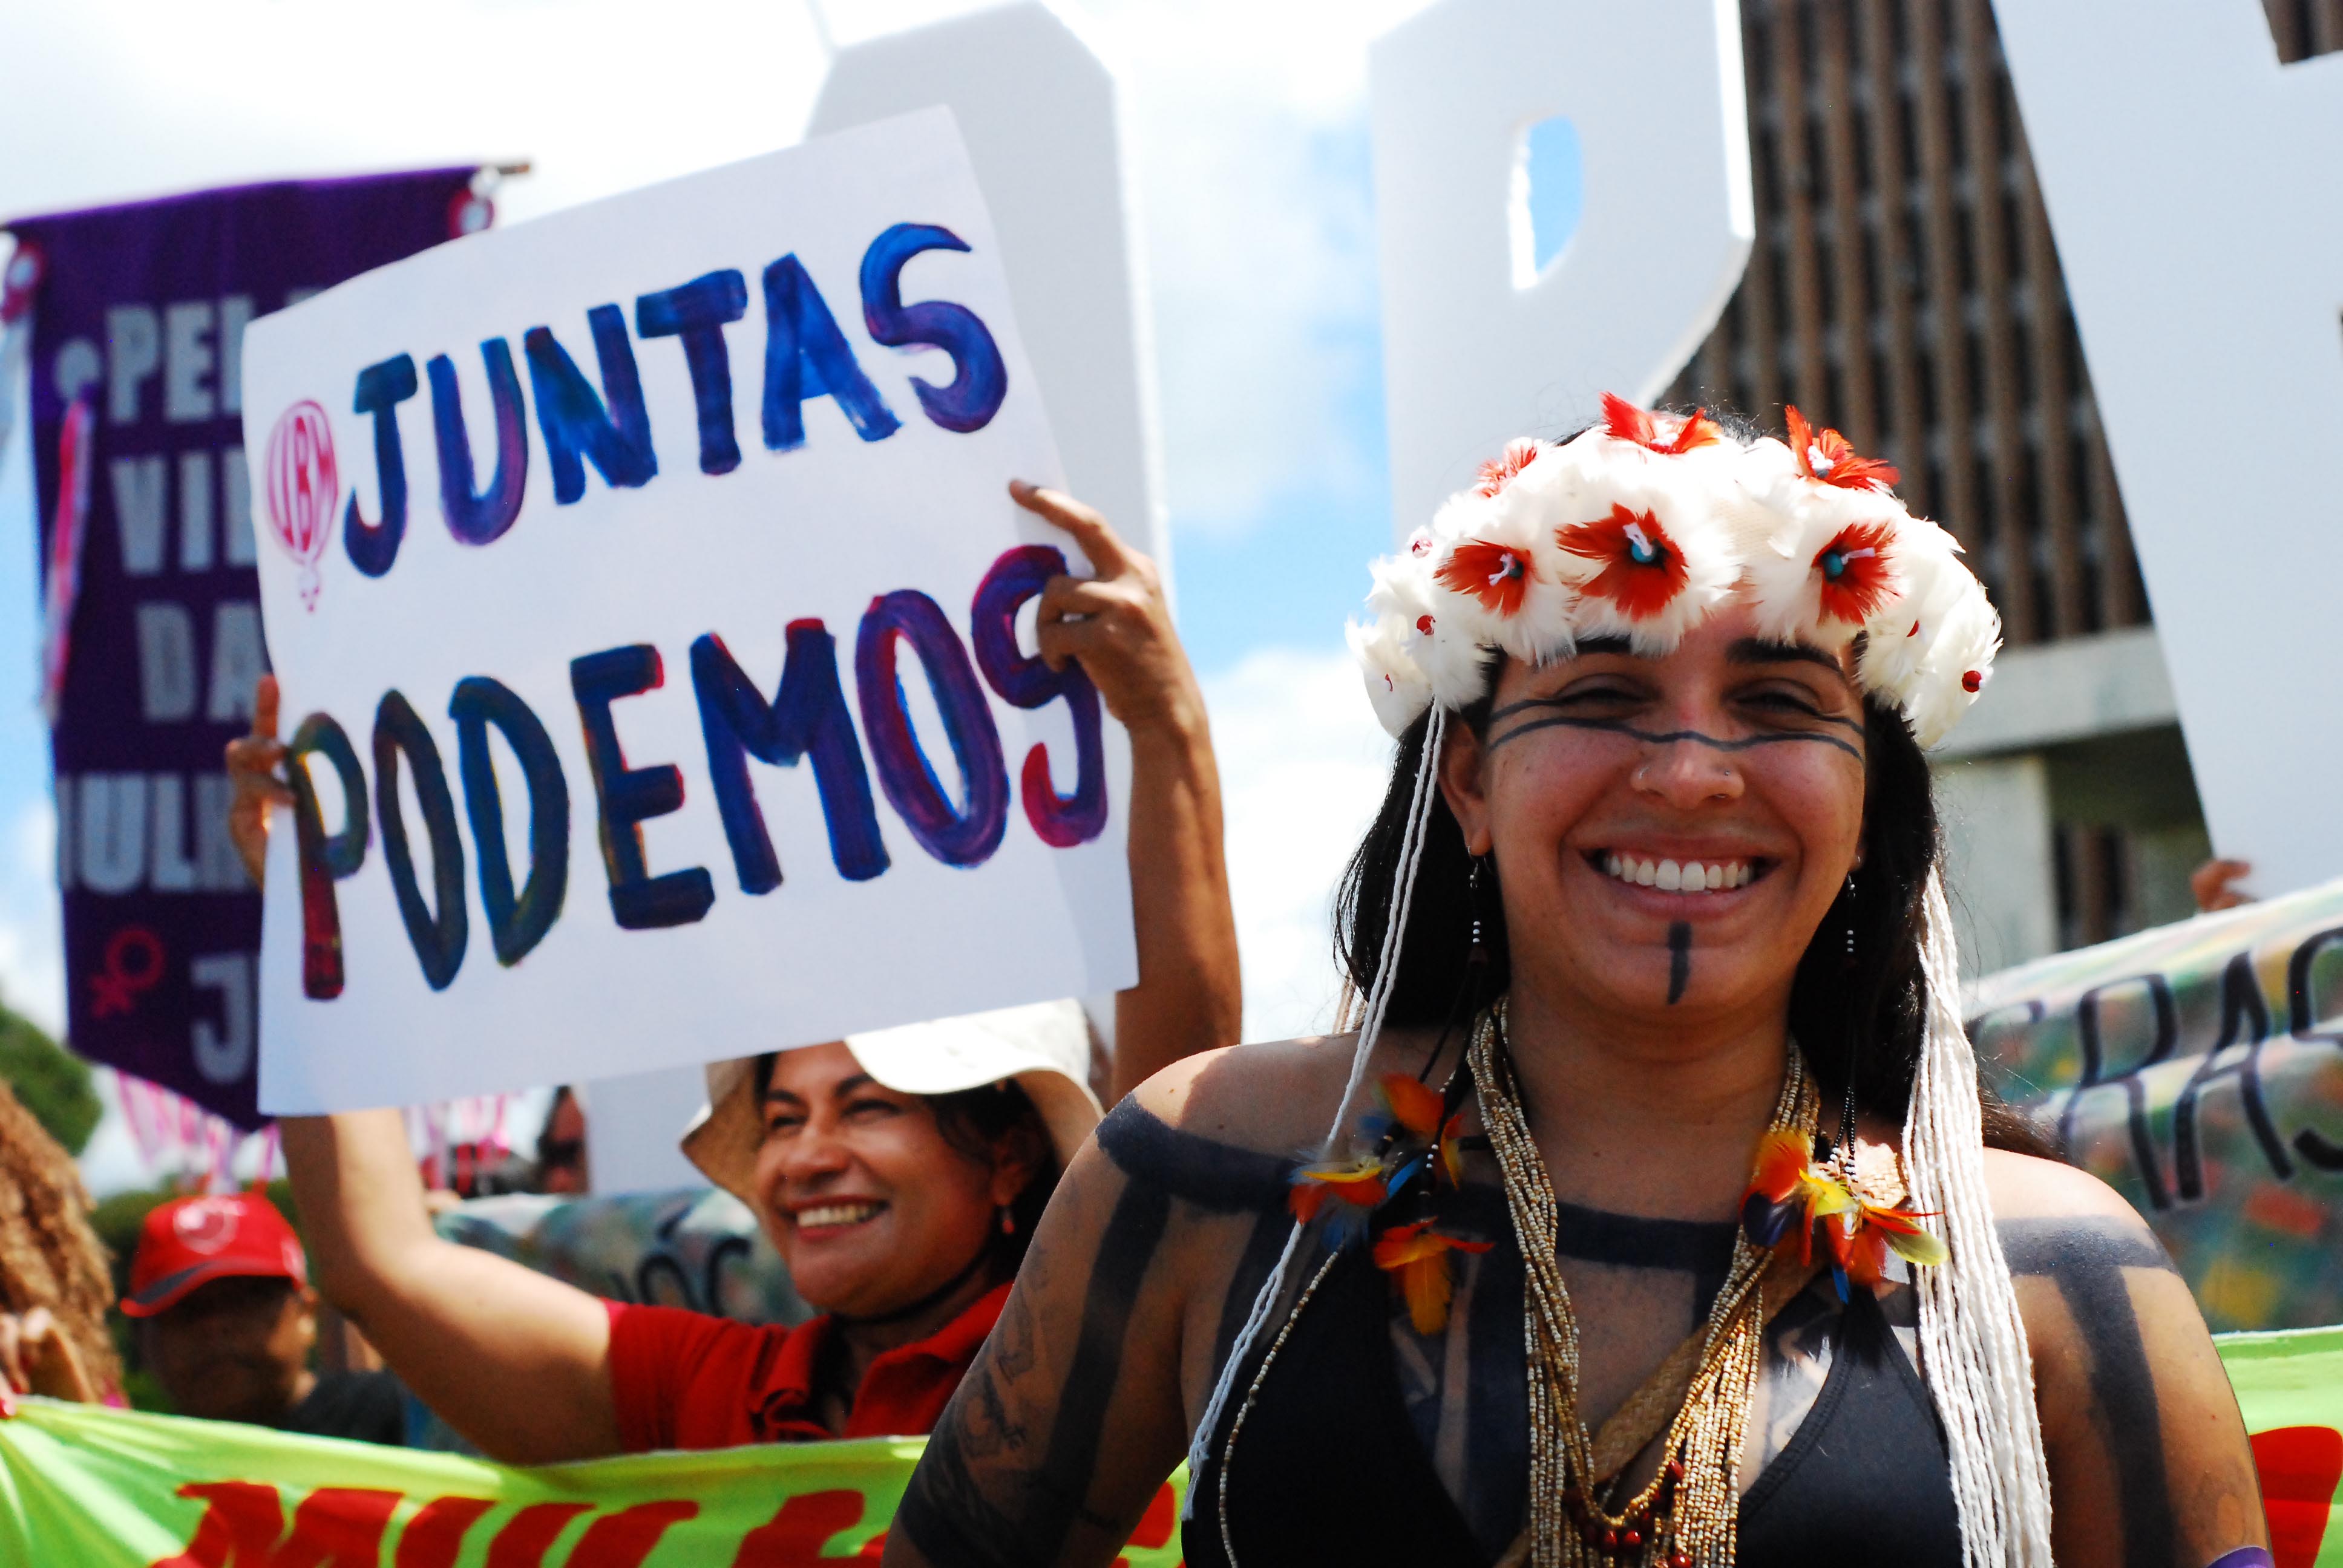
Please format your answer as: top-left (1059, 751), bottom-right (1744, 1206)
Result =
top-left (485, 1502), bottom-right (595, 1567)
top-left (152, 1483), bottom-right (402, 1568)
top-left (1113, 1482), bottom-right (1179, 1567)
top-left (568, 1500), bottom-right (699, 1567)
top-left (732, 1490), bottom-right (886, 1564)
top-left (392, 1496), bottom-right (496, 1568)
top-left (2249, 1425), bottom-right (2343, 1568)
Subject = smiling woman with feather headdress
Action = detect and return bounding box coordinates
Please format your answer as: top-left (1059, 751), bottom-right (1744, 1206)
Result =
top-left (883, 399), bottom-right (2267, 1568)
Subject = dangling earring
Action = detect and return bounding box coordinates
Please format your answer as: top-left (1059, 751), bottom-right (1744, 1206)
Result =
top-left (1467, 855), bottom-right (1492, 971)
top-left (998, 1204), bottom-right (1017, 1236)
top-left (1841, 871), bottom-right (1859, 969)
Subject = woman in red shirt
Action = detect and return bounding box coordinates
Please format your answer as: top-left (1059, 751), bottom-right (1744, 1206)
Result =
top-left (259, 486), bottom-right (1243, 1463)
top-left (609, 1004), bottom-right (1103, 1451)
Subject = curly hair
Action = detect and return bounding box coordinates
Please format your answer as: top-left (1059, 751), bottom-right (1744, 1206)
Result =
top-left (0, 1079), bottom-right (121, 1390)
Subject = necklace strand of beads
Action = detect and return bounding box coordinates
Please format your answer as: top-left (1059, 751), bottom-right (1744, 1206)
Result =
top-left (1469, 999), bottom-right (1818, 1568)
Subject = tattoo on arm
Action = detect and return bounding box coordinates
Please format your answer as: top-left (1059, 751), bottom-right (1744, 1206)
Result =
top-left (2002, 1217), bottom-right (2183, 1568)
top-left (897, 1100), bottom-right (1291, 1567)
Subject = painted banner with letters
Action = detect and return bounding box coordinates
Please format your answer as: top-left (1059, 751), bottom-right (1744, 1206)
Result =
top-left (4, 1328), bottom-right (2340, 1566)
top-left (1973, 875), bottom-right (2343, 1331)
top-left (5, 171), bottom-right (479, 1126)
top-left (240, 110), bottom-right (1136, 1114)
top-left (0, 1399), bottom-right (1187, 1566)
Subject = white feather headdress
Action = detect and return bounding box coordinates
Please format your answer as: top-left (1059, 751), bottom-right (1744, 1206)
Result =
top-left (1345, 394), bottom-right (2000, 748)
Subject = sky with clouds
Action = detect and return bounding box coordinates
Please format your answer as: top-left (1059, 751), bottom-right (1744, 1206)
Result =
top-left (0, 0), bottom-right (1492, 1184)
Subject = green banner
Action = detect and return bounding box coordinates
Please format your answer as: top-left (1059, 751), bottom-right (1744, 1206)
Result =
top-left (2219, 1327), bottom-right (2343, 1568)
top-left (0, 1399), bottom-right (1186, 1566)
top-left (2, 1331), bottom-right (2339, 1565)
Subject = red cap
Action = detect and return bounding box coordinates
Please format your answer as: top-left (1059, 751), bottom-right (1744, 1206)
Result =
top-left (121, 1194), bottom-right (308, 1318)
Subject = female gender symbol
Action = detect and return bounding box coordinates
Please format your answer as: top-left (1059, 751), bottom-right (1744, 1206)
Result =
top-left (263, 400), bottom-right (339, 610)
top-left (89, 926), bottom-right (164, 1018)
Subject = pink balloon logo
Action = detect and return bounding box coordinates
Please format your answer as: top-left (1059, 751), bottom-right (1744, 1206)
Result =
top-left (263, 400), bottom-right (339, 610)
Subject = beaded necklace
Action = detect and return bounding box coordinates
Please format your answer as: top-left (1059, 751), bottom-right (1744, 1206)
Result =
top-left (1469, 998), bottom-right (1818, 1568)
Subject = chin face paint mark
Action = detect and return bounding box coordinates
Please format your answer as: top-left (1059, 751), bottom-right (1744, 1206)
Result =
top-left (1667, 921), bottom-right (1691, 1004)
top-left (2204, 1551), bottom-right (2273, 1568)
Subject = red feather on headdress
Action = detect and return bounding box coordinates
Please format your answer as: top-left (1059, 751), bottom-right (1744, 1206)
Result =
top-left (1601, 392), bottom-right (1722, 455)
top-left (1812, 520), bottom-right (1899, 626)
top-left (1557, 504), bottom-right (1689, 622)
top-left (1435, 539), bottom-right (1536, 618)
top-left (1476, 437), bottom-right (1542, 497)
top-left (1785, 405), bottom-right (1899, 492)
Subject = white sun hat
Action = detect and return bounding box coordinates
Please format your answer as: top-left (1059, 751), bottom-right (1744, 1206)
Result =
top-left (679, 999), bottom-right (1106, 1206)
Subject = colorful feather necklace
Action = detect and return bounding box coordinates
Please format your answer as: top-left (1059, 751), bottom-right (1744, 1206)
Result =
top-left (1740, 1087), bottom-right (1948, 1299)
top-left (1286, 1063), bottom-right (1490, 1334)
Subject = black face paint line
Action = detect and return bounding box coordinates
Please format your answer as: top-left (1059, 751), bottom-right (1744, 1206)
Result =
top-left (1488, 695), bottom-right (1869, 737)
top-left (1483, 711), bottom-right (1866, 764)
top-left (1667, 921), bottom-right (1692, 1004)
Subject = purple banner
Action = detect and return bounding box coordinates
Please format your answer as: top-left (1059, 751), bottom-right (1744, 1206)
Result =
top-left (10, 171), bottom-right (480, 1125)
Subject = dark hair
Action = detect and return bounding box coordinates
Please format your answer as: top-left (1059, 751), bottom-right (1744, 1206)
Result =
top-left (750, 1056), bottom-right (1061, 1268)
top-left (1334, 681), bottom-right (2055, 1159)
top-left (926, 1083), bottom-right (1059, 1267)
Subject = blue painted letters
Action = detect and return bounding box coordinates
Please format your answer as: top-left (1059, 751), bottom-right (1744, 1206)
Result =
top-left (854, 592), bottom-right (1008, 868)
top-left (344, 354), bottom-right (417, 577)
top-left (691, 624), bottom-right (888, 893)
top-left (523, 307), bottom-right (658, 505)
top-left (570, 645), bottom-right (715, 930)
top-left (761, 255), bottom-right (901, 452)
top-left (428, 341), bottom-right (529, 545)
top-left (286, 714), bottom-right (369, 1001)
top-left (860, 223), bottom-right (1008, 434)
top-left (637, 271), bottom-right (749, 477)
top-left (450, 676), bottom-right (570, 966)
top-left (972, 546), bottom-right (1106, 847)
top-left (373, 691), bottom-right (468, 990)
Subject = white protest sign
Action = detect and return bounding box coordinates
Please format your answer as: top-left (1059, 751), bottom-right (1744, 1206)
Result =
top-left (1993, 0), bottom-right (2343, 895)
top-left (242, 109), bottom-right (1136, 1114)
top-left (1369, 0), bottom-right (1753, 540)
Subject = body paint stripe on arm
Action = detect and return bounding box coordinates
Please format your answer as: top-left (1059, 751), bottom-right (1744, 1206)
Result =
top-left (2002, 1218), bottom-right (2178, 1568)
top-left (1095, 1098), bottom-right (1294, 1213)
top-left (894, 1178), bottom-right (1176, 1567)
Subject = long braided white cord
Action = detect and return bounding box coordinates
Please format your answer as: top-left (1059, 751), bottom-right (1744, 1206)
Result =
top-left (1906, 868), bottom-right (2057, 1567)
top-left (1328, 707), bottom-right (1447, 1141)
top-left (1182, 710), bottom-right (1448, 1517)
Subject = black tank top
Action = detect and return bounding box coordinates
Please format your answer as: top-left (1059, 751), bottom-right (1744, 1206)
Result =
top-left (1185, 1246), bottom-right (1964, 1567)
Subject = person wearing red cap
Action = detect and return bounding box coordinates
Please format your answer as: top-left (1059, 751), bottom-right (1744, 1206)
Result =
top-left (122, 1193), bottom-right (405, 1445)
